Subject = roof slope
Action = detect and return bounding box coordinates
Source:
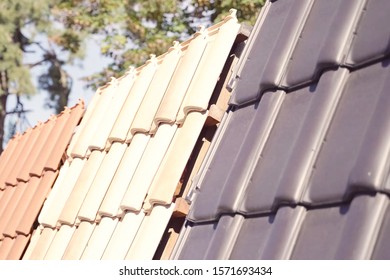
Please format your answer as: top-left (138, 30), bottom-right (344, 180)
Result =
top-left (0, 102), bottom-right (84, 260)
top-left (21, 10), bottom-right (244, 260)
top-left (172, 0), bottom-right (390, 259)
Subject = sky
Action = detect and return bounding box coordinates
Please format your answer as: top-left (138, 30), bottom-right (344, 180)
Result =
top-left (5, 38), bottom-right (112, 143)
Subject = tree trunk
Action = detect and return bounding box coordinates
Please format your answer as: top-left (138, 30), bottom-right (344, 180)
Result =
top-left (0, 94), bottom-right (8, 154)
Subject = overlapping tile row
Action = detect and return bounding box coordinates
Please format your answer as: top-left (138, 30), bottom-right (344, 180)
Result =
top-left (172, 0), bottom-right (390, 259)
top-left (22, 10), bottom-right (243, 260)
top-left (0, 102), bottom-right (84, 259)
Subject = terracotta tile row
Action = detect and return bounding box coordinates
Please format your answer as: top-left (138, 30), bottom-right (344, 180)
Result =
top-left (0, 102), bottom-right (84, 259)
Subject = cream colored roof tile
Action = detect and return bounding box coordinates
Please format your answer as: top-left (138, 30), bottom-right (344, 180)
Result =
top-left (108, 56), bottom-right (158, 143)
top-left (67, 91), bottom-right (101, 158)
top-left (129, 42), bottom-right (182, 136)
top-left (101, 211), bottom-right (145, 259)
top-left (176, 12), bottom-right (240, 124)
top-left (77, 143), bottom-right (127, 222)
top-left (38, 159), bottom-right (85, 228)
top-left (98, 134), bottom-right (150, 218)
top-left (153, 27), bottom-right (208, 129)
top-left (71, 85), bottom-right (114, 157)
top-left (22, 229), bottom-right (41, 260)
top-left (58, 151), bottom-right (105, 226)
top-left (62, 221), bottom-right (95, 260)
top-left (44, 224), bottom-right (75, 260)
top-left (80, 217), bottom-right (118, 260)
top-left (125, 203), bottom-right (174, 260)
top-left (120, 123), bottom-right (177, 212)
top-left (28, 227), bottom-right (57, 260)
top-left (144, 111), bottom-right (207, 210)
top-left (88, 69), bottom-right (137, 151)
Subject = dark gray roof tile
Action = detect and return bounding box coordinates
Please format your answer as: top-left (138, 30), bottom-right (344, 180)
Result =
top-left (229, 0), bottom-right (313, 106)
top-left (346, 0), bottom-right (390, 66)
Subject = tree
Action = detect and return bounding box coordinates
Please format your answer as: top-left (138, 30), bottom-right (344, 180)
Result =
top-left (0, 0), bottom-right (264, 152)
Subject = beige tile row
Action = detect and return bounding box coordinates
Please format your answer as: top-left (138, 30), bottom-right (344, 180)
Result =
top-left (25, 204), bottom-right (174, 260)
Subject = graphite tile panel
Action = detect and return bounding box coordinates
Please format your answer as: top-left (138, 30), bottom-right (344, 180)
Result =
top-left (38, 158), bottom-right (85, 228)
top-left (230, 206), bottom-right (306, 260)
top-left (61, 221), bottom-right (95, 260)
top-left (77, 142), bottom-right (127, 222)
top-left (58, 151), bottom-right (105, 225)
top-left (346, 0), bottom-right (390, 66)
top-left (281, 0), bottom-right (364, 88)
top-left (28, 227), bottom-right (57, 260)
top-left (229, 0), bottom-right (314, 106)
top-left (101, 211), bottom-right (145, 260)
top-left (176, 11), bottom-right (240, 123)
top-left (304, 60), bottom-right (390, 204)
top-left (372, 200), bottom-right (390, 259)
top-left (88, 71), bottom-right (136, 150)
top-left (153, 27), bottom-right (208, 128)
top-left (98, 134), bottom-right (149, 218)
top-left (129, 42), bottom-right (182, 136)
top-left (120, 123), bottom-right (177, 212)
top-left (6, 234), bottom-right (30, 260)
top-left (80, 217), bottom-right (118, 260)
top-left (16, 170), bottom-right (58, 236)
top-left (44, 224), bottom-right (75, 260)
top-left (108, 57), bottom-right (158, 143)
top-left (144, 111), bottom-right (207, 210)
top-left (188, 91), bottom-right (285, 222)
top-left (3, 176), bottom-right (40, 238)
top-left (292, 194), bottom-right (388, 259)
top-left (125, 204), bottom-right (174, 260)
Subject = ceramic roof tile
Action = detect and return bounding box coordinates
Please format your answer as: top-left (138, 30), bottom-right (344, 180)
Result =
top-left (174, 0), bottom-right (390, 260)
top-left (98, 134), bottom-right (149, 218)
top-left (3, 176), bottom-right (40, 238)
top-left (176, 11), bottom-right (240, 123)
top-left (120, 123), bottom-right (177, 212)
top-left (61, 221), bottom-right (95, 260)
top-left (77, 143), bottom-right (127, 222)
top-left (28, 227), bottom-right (56, 260)
top-left (108, 57), bottom-right (158, 143)
top-left (43, 224), bottom-right (75, 260)
top-left (6, 234), bottom-right (30, 260)
top-left (87, 72), bottom-right (136, 151)
top-left (16, 170), bottom-right (58, 236)
top-left (101, 211), bottom-right (145, 260)
top-left (129, 42), bottom-right (182, 135)
top-left (0, 134), bottom-right (20, 183)
top-left (0, 237), bottom-right (14, 260)
top-left (21, 229), bottom-right (40, 260)
top-left (153, 28), bottom-right (208, 128)
top-left (58, 151), bottom-right (105, 225)
top-left (345, 0), bottom-right (390, 67)
top-left (144, 111), bottom-right (207, 210)
top-left (38, 159), bottom-right (85, 228)
top-left (80, 217), bottom-right (118, 260)
top-left (18, 11), bottom-right (243, 260)
top-left (125, 204), bottom-right (174, 260)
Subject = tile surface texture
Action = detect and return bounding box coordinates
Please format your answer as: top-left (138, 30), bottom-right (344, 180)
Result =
top-left (19, 10), bottom-right (242, 260)
top-left (173, 0), bottom-right (390, 260)
top-left (0, 102), bottom-right (83, 260)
